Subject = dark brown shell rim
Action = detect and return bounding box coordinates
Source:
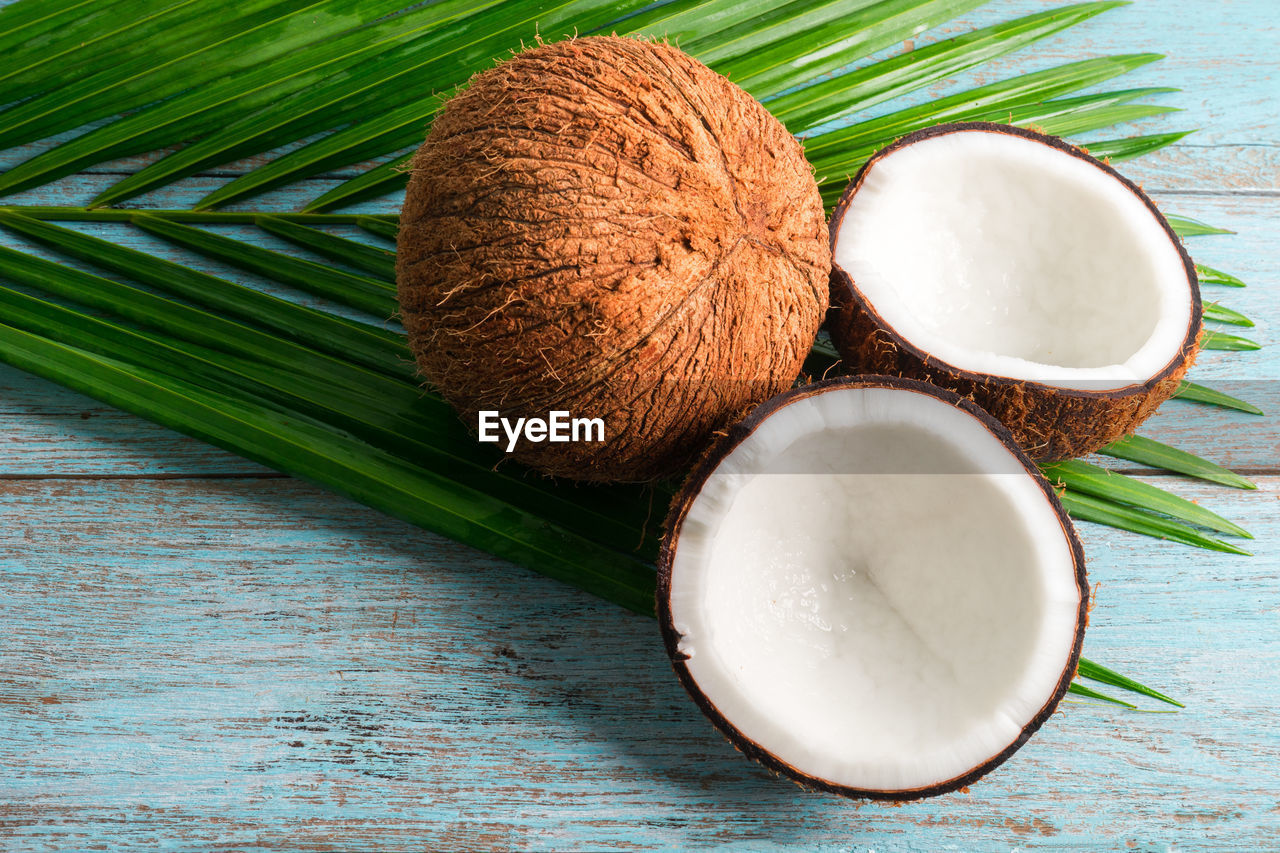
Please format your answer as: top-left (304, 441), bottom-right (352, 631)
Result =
top-left (655, 375), bottom-right (1089, 800)
top-left (828, 121), bottom-right (1201, 401)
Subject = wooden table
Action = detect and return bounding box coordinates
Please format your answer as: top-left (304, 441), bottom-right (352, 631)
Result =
top-left (1, 1), bottom-right (1276, 848)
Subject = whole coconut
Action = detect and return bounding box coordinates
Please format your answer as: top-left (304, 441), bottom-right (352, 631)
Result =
top-left (396, 36), bottom-right (830, 482)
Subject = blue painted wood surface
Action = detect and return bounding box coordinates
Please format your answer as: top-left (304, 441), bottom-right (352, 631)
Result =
top-left (1, 1), bottom-right (1277, 849)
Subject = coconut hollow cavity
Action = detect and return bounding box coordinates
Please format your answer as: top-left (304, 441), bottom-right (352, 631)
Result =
top-left (829, 123), bottom-right (1201, 462)
top-left (397, 36), bottom-right (830, 482)
top-left (658, 377), bottom-right (1087, 800)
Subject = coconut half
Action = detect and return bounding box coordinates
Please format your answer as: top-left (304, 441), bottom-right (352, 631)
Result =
top-left (658, 377), bottom-right (1087, 799)
top-left (829, 122), bottom-right (1201, 462)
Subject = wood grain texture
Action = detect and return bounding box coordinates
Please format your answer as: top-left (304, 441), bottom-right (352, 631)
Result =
top-left (1, 476), bottom-right (1277, 850)
top-left (0, 0), bottom-right (1277, 849)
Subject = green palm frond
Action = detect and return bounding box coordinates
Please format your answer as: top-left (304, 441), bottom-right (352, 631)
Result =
top-left (1197, 262), bottom-right (1247, 287)
top-left (1100, 435), bottom-right (1256, 491)
top-left (255, 216), bottom-right (397, 279)
top-left (1167, 214), bottom-right (1233, 237)
top-left (0, 212), bottom-right (411, 380)
top-left (1202, 330), bottom-right (1261, 351)
top-left (1202, 303), bottom-right (1253, 327)
top-left (1175, 381), bottom-right (1264, 415)
top-left (0, 0), bottom-right (1265, 709)
top-left (213, 0), bottom-right (1064, 210)
top-left (1042, 459), bottom-right (1251, 539)
top-left (132, 215), bottom-right (398, 317)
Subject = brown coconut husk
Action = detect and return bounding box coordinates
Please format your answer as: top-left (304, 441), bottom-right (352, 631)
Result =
top-left (397, 36), bottom-right (830, 482)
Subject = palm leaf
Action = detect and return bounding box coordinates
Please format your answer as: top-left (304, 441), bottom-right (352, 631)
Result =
top-left (1057, 491), bottom-right (1251, 556)
top-left (1197, 263), bottom-right (1246, 287)
top-left (1076, 658), bottom-right (1182, 708)
top-left (0, 242), bottom-right (408, 395)
top-left (0, 0), bottom-right (418, 149)
top-left (1167, 215), bottom-right (1233, 237)
top-left (192, 96), bottom-right (438, 211)
top-left (1067, 682), bottom-right (1137, 709)
top-left (805, 55), bottom-right (1166, 161)
top-left (0, 206), bottom-right (391, 225)
top-left (303, 156), bottom-right (412, 213)
top-left (769, 2), bottom-right (1130, 132)
top-left (1043, 459), bottom-right (1250, 539)
top-left (1202, 302), bottom-right (1253, 327)
top-left (812, 89), bottom-right (1179, 203)
top-left (131, 215), bottom-right (399, 318)
top-left (0, 0), bottom-right (212, 102)
top-left (696, 0), bottom-right (990, 96)
top-left (1201, 330), bottom-right (1261, 351)
top-left (356, 216), bottom-right (399, 242)
top-left (0, 213), bottom-right (411, 380)
top-left (199, 0), bottom-right (991, 210)
top-left (0, 0), bottom-right (152, 79)
top-left (1174, 381), bottom-right (1264, 415)
top-left (90, 0), bottom-right (662, 208)
top-left (0, 282), bottom-right (660, 558)
top-left (1100, 435), bottom-right (1257, 491)
top-left (0, 0), bottom-right (502, 196)
top-left (1081, 130), bottom-right (1192, 161)
top-left (0, 0), bottom-right (1263, 710)
top-left (255, 216), bottom-right (397, 280)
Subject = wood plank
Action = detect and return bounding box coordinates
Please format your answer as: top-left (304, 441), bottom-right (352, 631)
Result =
top-left (0, 358), bottom-right (1271, 479)
top-left (928, 0), bottom-right (1280, 145)
top-left (829, 0), bottom-right (1280, 193)
top-left (0, 474), bottom-right (1276, 849)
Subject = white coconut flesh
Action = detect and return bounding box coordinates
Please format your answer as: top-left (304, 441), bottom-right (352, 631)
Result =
top-left (666, 386), bottom-right (1082, 794)
top-left (834, 129), bottom-right (1193, 391)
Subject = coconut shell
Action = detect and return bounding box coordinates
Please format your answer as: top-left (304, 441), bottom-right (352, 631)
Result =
top-left (397, 36), bottom-right (830, 482)
top-left (657, 376), bottom-right (1089, 799)
top-left (827, 123), bottom-right (1201, 463)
